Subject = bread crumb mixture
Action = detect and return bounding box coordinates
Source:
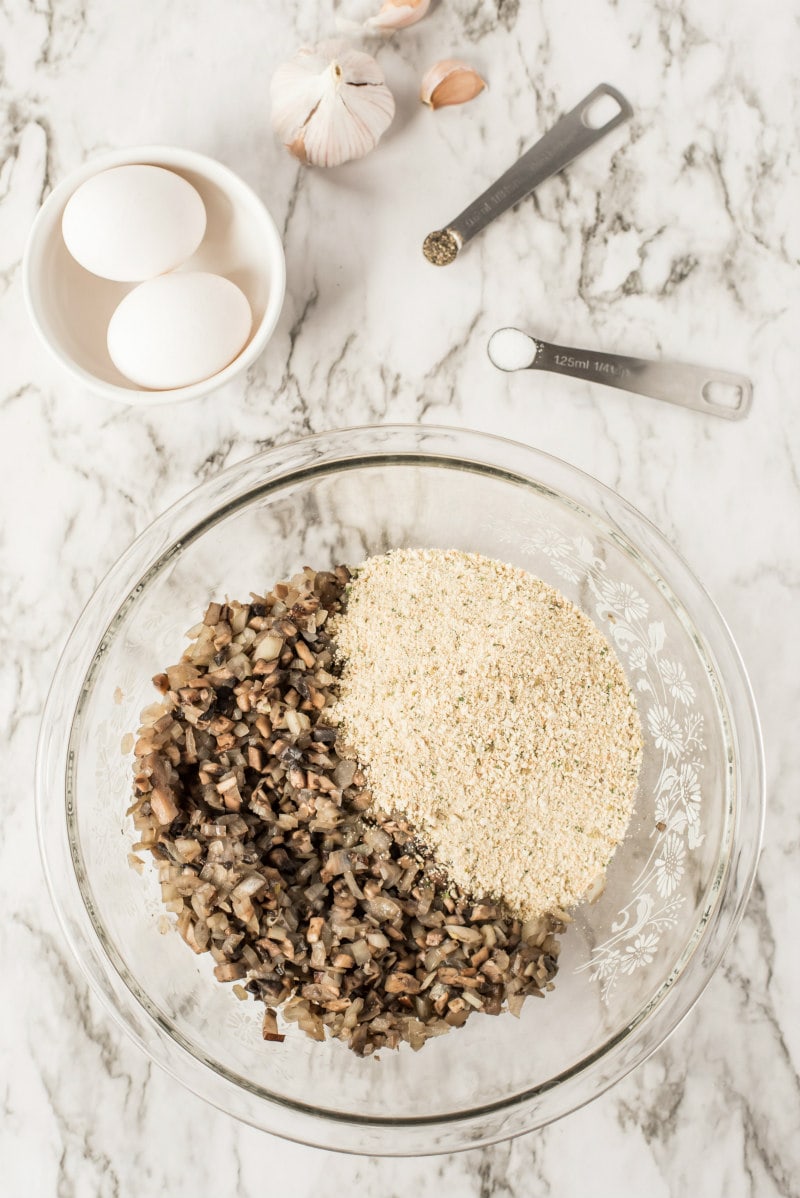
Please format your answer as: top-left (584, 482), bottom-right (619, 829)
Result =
top-left (328, 549), bottom-right (643, 920)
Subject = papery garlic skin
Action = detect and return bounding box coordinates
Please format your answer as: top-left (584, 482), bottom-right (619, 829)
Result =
top-left (271, 40), bottom-right (395, 167)
top-left (365, 0), bottom-right (430, 31)
top-left (420, 59), bottom-right (487, 109)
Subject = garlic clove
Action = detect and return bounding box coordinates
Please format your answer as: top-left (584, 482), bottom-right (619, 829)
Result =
top-left (271, 40), bottom-right (395, 168)
top-left (420, 59), bottom-right (487, 110)
top-left (365, 0), bottom-right (430, 31)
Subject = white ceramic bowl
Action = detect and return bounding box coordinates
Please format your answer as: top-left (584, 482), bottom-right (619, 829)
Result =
top-left (23, 146), bottom-right (286, 404)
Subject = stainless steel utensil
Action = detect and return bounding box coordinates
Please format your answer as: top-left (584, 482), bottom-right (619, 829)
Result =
top-left (422, 83), bottom-right (633, 266)
top-left (487, 327), bottom-right (753, 420)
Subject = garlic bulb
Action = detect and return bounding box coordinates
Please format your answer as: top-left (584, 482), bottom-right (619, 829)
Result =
top-left (365, 0), bottom-right (430, 31)
top-left (271, 40), bottom-right (395, 167)
top-left (420, 60), bottom-right (487, 109)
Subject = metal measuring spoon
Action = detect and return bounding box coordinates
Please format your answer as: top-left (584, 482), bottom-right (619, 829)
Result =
top-left (487, 327), bottom-right (753, 420)
top-left (422, 83), bottom-right (633, 266)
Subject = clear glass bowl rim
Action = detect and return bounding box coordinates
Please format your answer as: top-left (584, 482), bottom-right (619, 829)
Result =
top-left (35, 423), bottom-right (765, 1155)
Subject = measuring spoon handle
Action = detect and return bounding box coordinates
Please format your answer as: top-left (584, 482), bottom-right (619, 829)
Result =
top-left (449, 83), bottom-right (633, 246)
top-left (534, 339), bottom-right (753, 420)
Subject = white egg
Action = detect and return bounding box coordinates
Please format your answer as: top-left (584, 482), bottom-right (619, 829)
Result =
top-left (107, 272), bottom-right (252, 390)
top-left (62, 165), bottom-right (206, 281)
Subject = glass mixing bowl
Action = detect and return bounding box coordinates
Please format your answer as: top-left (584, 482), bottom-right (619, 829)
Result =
top-left (36, 425), bottom-right (764, 1155)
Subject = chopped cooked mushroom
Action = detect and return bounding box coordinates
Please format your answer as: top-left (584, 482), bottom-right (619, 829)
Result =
top-left (128, 566), bottom-right (563, 1056)
top-left (262, 1007), bottom-right (285, 1042)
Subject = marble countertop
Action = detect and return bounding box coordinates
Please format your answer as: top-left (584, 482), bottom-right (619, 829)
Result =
top-left (2, 1), bottom-right (798, 1194)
